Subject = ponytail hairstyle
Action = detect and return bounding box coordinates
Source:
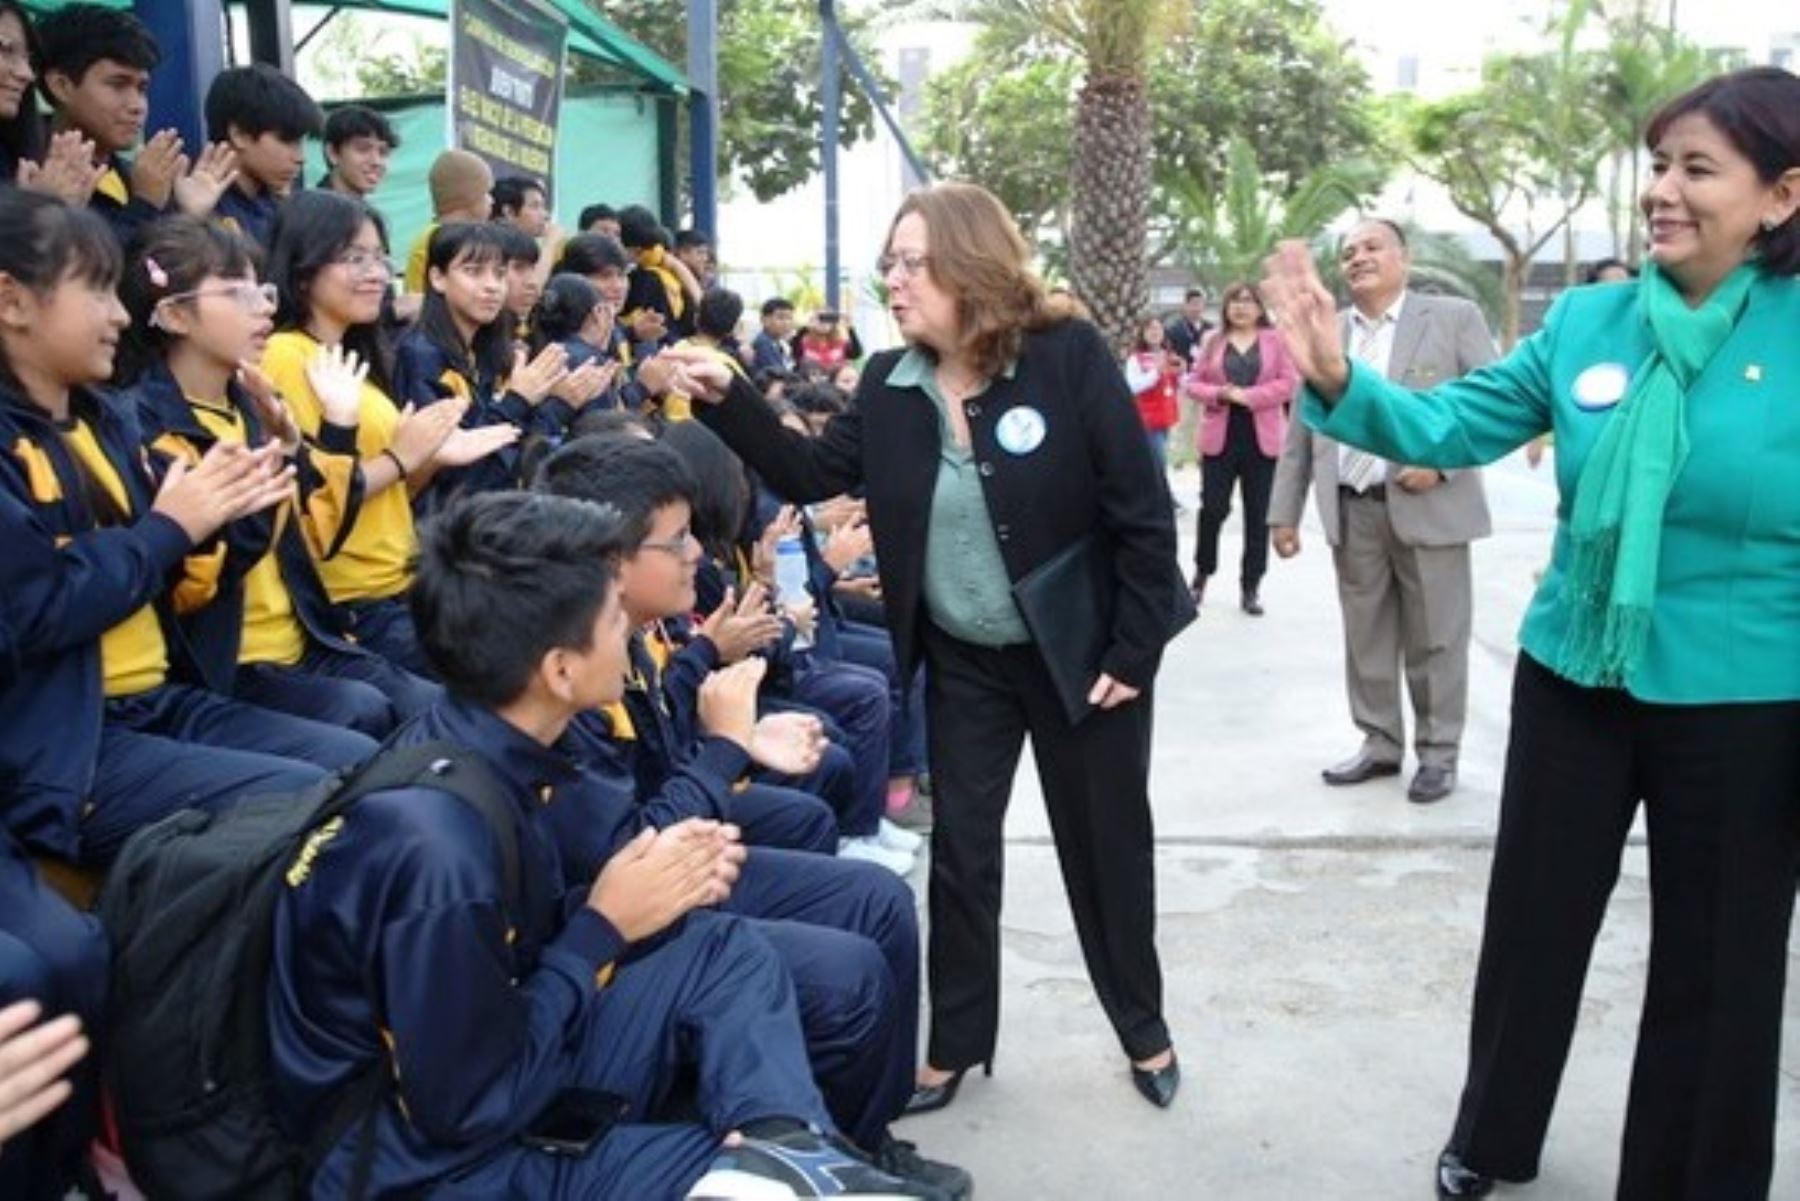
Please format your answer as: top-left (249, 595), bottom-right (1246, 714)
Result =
top-left (115, 215), bottom-right (259, 385)
top-left (0, 189), bottom-right (121, 398)
top-left (265, 189), bottom-right (393, 393)
top-left (529, 272), bottom-right (603, 354)
top-left (415, 219), bottom-right (511, 384)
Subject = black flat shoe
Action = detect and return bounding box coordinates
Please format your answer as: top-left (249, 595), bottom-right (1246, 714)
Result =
top-left (1130, 1050), bottom-right (1180, 1108)
top-left (902, 1061), bottom-right (991, 1117)
top-left (1435, 1149), bottom-right (1494, 1198)
top-left (1241, 590), bottom-right (1264, 616)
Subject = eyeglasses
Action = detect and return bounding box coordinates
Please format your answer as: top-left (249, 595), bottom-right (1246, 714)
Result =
top-left (333, 250), bottom-right (394, 278)
top-left (161, 281), bottom-right (279, 311)
top-left (876, 251), bottom-right (931, 280)
top-left (639, 529), bottom-right (697, 557)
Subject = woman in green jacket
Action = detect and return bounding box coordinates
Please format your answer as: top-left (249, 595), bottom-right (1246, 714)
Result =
top-left (1264, 68), bottom-right (1800, 1201)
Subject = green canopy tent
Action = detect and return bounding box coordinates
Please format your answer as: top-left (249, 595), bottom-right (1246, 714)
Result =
top-left (18, 0), bottom-right (688, 256)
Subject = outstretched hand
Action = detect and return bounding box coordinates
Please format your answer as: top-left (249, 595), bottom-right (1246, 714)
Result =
top-left (1261, 240), bottom-right (1351, 400)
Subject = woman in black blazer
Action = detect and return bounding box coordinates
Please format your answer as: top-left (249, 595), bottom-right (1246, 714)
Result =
top-left (683, 182), bottom-right (1190, 1112)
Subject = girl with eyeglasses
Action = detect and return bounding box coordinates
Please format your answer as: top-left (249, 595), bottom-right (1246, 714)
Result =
top-left (260, 190), bottom-right (515, 677)
top-left (118, 215), bottom-right (441, 737)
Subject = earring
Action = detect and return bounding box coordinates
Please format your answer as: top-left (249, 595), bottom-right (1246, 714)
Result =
top-left (1764, 216), bottom-right (1782, 232)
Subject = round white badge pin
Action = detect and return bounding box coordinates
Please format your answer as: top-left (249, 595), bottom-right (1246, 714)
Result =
top-left (1572, 363), bottom-right (1631, 411)
top-left (995, 406), bottom-right (1047, 456)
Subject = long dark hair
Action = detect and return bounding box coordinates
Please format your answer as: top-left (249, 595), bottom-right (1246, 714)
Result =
top-left (116, 216), bottom-right (259, 386)
top-left (0, 2), bottom-right (45, 175)
top-left (0, 189), bottom-right (120, 399)
top-left (414, 220), bottom-right (511, 385)
top-left (660, 419), bottom-right (753, 563)
top-left (265, 190), bottom-right (392, 391)
top-left (1647, 67), bottom-right (1800, 276)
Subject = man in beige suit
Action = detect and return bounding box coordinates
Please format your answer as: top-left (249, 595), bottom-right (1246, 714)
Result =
top-left (1269, 218), bottom-right (1497, 803)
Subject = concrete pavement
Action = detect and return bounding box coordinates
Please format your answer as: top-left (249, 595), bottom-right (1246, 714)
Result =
top-left (901, 451), bottom-right (1800, 1198)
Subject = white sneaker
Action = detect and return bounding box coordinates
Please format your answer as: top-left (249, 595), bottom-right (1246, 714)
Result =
top-left (837, 836), bottom-right (915, 875)
top-left (877, 818), bottom-right (923, 854)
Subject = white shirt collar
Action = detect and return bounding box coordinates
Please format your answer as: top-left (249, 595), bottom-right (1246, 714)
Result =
top-left (1351, 291), bottom-right (1406, 330)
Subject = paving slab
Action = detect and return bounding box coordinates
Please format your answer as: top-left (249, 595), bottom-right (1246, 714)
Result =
top-left (903, 452), bottom-right (1800, 1199)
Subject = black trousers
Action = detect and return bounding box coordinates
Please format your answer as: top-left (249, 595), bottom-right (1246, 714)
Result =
top-left (920, 621), bottom-right (1169, 1070)
top-left (1194, 427), bottom-right (1276, 590)
top-left (1452, 654), bottom-right (1800, 1199)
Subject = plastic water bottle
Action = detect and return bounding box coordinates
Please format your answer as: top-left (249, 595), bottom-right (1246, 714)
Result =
top-left (774, 534), bottom-right (814, 649)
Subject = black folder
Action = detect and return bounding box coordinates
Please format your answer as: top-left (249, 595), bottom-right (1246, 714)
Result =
top-left (1010, 534), bottom-right (1196, 725)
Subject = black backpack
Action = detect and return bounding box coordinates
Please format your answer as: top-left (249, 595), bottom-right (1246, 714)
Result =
top-left (97, 741), bottom-right (523, 1200)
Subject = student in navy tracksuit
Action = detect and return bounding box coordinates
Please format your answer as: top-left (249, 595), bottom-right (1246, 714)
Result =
top-left (662, 419), bottom-right (921, 864)
top-left (534, 434), bottom-right (867, 857)
top-left (201, 64), bottom-right (321, 253)
top-left (268, 490), bottom-right (945, 1199)
top-left (0, 194), bottom-right (369, 867)
top-left (393, 222), bottom-right (589, 513)
top-left (0, 609), bottom-right (107, 1201)
top-left (543, 713), bottom-right (945, 1175)
top-left (118, 217), bottom-right (440, 737)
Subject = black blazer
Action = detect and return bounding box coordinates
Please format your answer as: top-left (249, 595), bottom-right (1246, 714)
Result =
top-left (698, 318), bottom-right (1184, 689)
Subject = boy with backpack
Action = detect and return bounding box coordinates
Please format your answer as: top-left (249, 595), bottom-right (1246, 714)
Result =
top-left (255, 491), bottom-right (949, 1198)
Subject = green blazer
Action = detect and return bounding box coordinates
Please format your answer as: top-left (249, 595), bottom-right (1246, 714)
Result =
top-left (1303, 271), bottom-right (1800, 704)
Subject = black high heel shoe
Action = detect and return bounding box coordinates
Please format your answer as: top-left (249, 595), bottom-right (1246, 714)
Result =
top-left (1130, 1049), bottom-right (1180, 1108)
top-left (903, 1061), bottom-right (992, 1117)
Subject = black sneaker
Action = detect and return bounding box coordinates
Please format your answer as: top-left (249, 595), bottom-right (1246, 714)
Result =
top-left (687, 1122), bottom-right (951, 1199)
top-left (873, 1136), bottom-right (973, 1200)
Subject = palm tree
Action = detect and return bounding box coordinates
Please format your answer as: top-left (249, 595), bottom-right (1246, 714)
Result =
top-left (887, 0), bottom-right (1174, 354)
top-left (1063, 0), bottom-right (1167, 355)
top-left (1163, 137), bottom-right (1383, 289)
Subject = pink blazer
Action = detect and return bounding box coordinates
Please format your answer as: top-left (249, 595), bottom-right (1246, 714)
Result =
top-left (1182, 328), bottom-right (1299, 458)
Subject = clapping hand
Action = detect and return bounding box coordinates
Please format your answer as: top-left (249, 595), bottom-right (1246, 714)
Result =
top-left (698, 583), bottom-right (784, 664)
top-left (153, 441), bottom-right (294, 543)
top-left (747, 711), bottom-right (827, 776)
top-left (507, 343), bottom-right (570, 407)
top-left (16, 131), bottom-right (105, 207)
top-left (303, 343), bottom-right (370, 430)
top-left (0, 1000), bottom-right (88, 1144)
top-left (237, 362), bottom-right (301, 456)
top-left (172, 143), bottom-right (241, 218)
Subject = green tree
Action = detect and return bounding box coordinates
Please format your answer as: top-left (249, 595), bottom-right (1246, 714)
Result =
top-left (1592, 3), bottom-right (1726, 263)
top-left (597, 0), bottom-right (884, 202)
top-left (1149, 0), bottom-right (1377, 232)
top-left (919, 30), bottom-right (1077, 246)
top-left (911, 0), bottom-right (1174, 350)
top-left (912, 0), bottom-right (1379, 270)
top-left (1163, 136), bottom-right (1382, 289)
top-left (1392, 38), bottom-right (1610, 347)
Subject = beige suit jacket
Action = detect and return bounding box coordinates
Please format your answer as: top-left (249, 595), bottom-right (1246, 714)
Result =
top-left (1269, 291), bottom-right (1497, 548)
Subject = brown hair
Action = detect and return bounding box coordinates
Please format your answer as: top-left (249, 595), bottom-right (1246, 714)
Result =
top-left (1218, 281), bottom-right (1271, 328)
top-left (887, 182), bottom-right (1056, 376)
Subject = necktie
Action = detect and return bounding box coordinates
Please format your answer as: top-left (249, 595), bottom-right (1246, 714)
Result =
top-left (1339, 318), bottom-right (1387, 493)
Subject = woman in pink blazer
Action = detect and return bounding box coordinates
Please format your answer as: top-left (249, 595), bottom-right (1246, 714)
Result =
top-left (1183, 282), bottom-right (1298, 614)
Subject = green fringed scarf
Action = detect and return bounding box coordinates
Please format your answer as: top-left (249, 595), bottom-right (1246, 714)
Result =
top-left (1560, 260), bottom-right (1760, 688)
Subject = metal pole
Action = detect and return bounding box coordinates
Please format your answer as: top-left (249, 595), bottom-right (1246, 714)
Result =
top-left (687, 0), bottom-right (719, 238)
top-left (821, 0), bottom-right (841, 311)
top-left (138, 0), bottom-right (225, 146)
top-left (243, 0), bottom-right (296, 75)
